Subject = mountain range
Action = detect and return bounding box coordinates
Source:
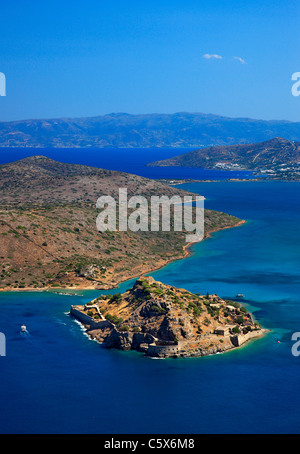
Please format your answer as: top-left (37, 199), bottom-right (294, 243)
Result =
top-left (1, 112), bottom-right (300, 148)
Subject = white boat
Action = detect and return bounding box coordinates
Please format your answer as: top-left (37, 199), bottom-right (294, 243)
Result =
top-left (21, 325), bottom-right (27, 332)
top-left (236, 294), bottom-right (245, 298)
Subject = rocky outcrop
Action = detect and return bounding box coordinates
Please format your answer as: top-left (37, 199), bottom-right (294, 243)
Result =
top-left (76, 264), bottom-right (99, 279)
top-left (105, 329), bottom-right (134, 350)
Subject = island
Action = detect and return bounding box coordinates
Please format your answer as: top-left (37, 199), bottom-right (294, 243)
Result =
top-left (70, 276), bottom-right (267, 358)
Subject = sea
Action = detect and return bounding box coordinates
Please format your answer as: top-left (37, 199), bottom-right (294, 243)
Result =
top-left (0, 148), bottom-right (300, 434)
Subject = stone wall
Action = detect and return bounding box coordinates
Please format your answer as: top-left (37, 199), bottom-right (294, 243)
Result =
top-left (230, 329), bottom-right (266, 347)
top-left (146, 343), bottom-right (180, 358)
top-left (70, 306), bottom-right (114, 331)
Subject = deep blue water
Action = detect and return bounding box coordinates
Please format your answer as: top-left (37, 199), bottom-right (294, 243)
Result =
top-left (0, 147), bottom-right (254, 180)
top-left (0, 150), bottom-right (300, 434)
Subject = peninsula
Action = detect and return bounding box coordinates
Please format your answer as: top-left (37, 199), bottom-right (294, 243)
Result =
top-left (70, 276), bottom-right (267, 358)
top-left (0, 156), bottom-right (242, 291)
top-left (148, 137), bottom-right (300, 179)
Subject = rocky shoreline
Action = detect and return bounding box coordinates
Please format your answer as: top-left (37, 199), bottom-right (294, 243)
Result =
top-left (0, 218), bottom-right (245, 292)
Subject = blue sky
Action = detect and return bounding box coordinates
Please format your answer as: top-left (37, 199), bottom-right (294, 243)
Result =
top-left (0, 0), bottom-right (299, 122)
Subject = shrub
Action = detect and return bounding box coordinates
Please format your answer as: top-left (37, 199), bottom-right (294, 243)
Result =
top-left (119, 325), bottom-right (129, 332)
top-left (232, 326), bottom-right (240, 334)
top-left (109, 293), bottom-right (122, 304)
top-left (105, 313), bottom-right (123, 326)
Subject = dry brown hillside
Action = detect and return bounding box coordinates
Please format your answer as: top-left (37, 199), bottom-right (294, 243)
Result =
top-left (0, 156), bottom-right (243, 290)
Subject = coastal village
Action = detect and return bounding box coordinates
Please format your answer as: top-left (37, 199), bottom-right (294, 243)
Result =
top-left (70, 276), bottom-right (266, 358)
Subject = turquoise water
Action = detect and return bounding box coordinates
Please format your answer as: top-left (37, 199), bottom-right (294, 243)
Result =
top-left (1, 180), bottom-right (300, 434)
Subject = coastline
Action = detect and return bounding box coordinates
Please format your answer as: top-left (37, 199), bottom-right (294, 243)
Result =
top-left (69, 273), bottom-right (269, 360)
top-left (0, 218), bottom-right (246, 293)
top-left (73, 315), bottom-right (268, 359)
top-left (164, 177), bottom-right (300, 185)
top-left (180, 219), bottom-right (246, 261)
top-left (204, 219), bottom-right (247, 239)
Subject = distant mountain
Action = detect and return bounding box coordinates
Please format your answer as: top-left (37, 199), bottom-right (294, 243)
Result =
top-left (1, 112), bottom-right (300, 148)
top-left (148, 137), bottom-right (300, 171)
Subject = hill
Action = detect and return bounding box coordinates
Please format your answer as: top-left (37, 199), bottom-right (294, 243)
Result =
top-left (0, 154), bottom-right (193, 205)
top-left (148, 137), bottom-right (300, 171)
top-left (0, 156), bottom-right (242, 290)
top-left (1, 112), bottom-right (300, 148)
top-left (70, 276), bottom-right (267, 358)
